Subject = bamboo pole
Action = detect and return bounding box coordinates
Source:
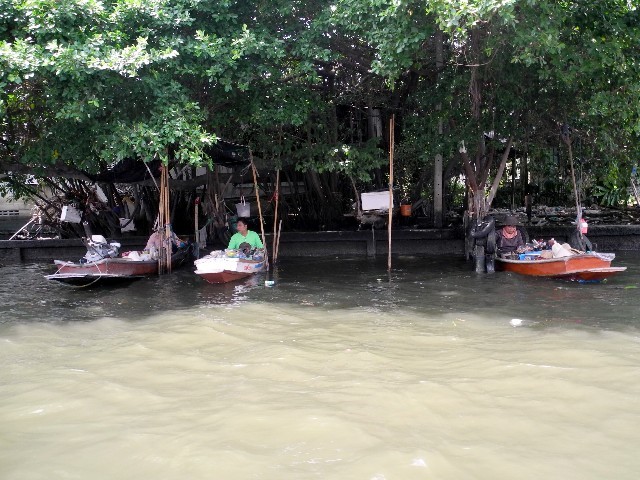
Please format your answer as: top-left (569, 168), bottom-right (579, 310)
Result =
top-left (272, 169), bottom-right (280, 262)
top-left (275, 219), bottom-right (282, 263)
top-left (166, 168), bottom-right (172, 272)
top-left (562, 127), bottom-right (582, 235)
top-left (157, 165), bottom-right (172, 274)
top-left (568, 140), bottom-right (581, 230)
top-left (250, 152), bottom-right (269, 271)
top-left (388, 114), bottom-right (395, 271)
top-left (159, 166), bottom-right (166, 274)
top-left (194, 199), bottom-right (199, 259)
top-left (164, 166), bottom-right (168, 273)
top-left (9, 218), bottom-right (35, 240)
top-left (157, 166), bottom-right (165, 274)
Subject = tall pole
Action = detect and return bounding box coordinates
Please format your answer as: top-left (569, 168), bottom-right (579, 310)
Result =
top-left (275, 219), bottom-right (282, 262)
top-left (158, 165), bottom-right (171, 274)
top-left (250, 152), bottom-right (269, 271)
top-left (272, 169), bottom-right (280, 263)
top-left (388, 114), bottom-right (395, 271)
top-left (561, 126), bottom-right (581, 233)
top-left (194, 199), bottom-right (200, 259)
top-left (433, 27), bottom-right (444, 228)
top-left (165, 167), bottom-right (171, 272)
top-left (157, 167), bottom-right (162, 273)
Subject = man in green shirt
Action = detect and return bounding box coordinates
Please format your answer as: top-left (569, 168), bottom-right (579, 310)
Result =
top-left (228, 217), bottom-right (264, 252)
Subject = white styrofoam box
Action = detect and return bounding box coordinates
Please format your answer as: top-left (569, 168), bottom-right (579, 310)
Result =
top-left (361, 191), bottom-right (392, 211)
top-left (60, 205), bottom-right (82, 223)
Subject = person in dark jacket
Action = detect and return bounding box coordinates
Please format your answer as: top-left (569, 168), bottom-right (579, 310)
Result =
top-left (496, 215), bottom-right (526, 256)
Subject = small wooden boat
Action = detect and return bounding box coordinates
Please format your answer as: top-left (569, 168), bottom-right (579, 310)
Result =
top-left (495, 251), bottom-right (626, 282)
top-left (46, 257), bottom-right (159, 286)
top-left (194, 250), bottom-right (265, 284)
top-left (46, 236), bottom-right (192, 287)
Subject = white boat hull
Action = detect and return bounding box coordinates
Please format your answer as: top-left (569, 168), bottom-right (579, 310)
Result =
top-left (195, 253), bottom-right (265, 284)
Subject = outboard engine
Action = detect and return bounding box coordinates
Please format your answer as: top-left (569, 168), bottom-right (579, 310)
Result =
top-left (470, 215), bottom-right (496, 273)
top-left (83, 235), bottom-right (121, 263)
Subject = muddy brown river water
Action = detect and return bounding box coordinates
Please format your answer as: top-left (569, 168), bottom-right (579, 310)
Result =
top-left (1, 253), bottom-right (639, 479)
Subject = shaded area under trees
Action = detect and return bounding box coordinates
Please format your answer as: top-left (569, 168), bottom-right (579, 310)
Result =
top-left (1, 0), bottom-right (639, 241)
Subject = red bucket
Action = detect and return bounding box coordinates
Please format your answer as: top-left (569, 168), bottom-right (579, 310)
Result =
top-left (400, 204), bottom-right (412, 217)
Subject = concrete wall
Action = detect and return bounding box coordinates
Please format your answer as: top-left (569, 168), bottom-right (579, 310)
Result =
top-left (0, 230), bottom-right (464, 264)
top-left (0, 237), bottom-right (149, 264)
top-left (1, 225), bottom-right (638, 264)
top-left (274, 229), bottom-right (465, 257)
top-left (0, 196), bottom-right (36, 239)
top-left (526, 225), bottom-right (640, 251)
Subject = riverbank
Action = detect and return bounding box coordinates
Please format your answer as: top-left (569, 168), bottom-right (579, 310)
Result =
top-left (1, 225), bottom-right (640, 264)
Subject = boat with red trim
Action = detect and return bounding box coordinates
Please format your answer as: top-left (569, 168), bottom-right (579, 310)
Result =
top-left (495, 251), bottom-right (626, 282)
top-left (46, 235), bottom-right (192, 286)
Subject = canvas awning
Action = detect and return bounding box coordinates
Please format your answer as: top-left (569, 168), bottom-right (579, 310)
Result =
top-left (89, 139), bottom-right (251, 183)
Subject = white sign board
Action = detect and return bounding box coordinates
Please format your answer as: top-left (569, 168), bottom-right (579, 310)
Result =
top-left (361, 191), bottom-right (392, 211)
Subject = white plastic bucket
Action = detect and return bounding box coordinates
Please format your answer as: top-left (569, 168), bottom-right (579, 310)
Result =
top-left (236, 197), bottom-right (250, 217)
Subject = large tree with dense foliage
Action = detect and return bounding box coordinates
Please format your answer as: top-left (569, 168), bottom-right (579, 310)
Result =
top-left (1, 0), bottom-right (639, 230)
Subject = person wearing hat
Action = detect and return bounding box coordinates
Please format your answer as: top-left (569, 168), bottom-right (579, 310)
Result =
top-left (496, 214), bottom-right (526, 256)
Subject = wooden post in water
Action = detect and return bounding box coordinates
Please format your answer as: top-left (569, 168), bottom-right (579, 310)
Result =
top-left (275, 219), bottom-right (282, 262)
top-left (158, 166), bottom-right (164, 274)
top-left (272, 169), bottom-right (280, 263)
top-left (433, 28), bottom-right (444, 228)
top-left (562, 127), bottom-right (582, 235)
top-left (434, 153), bottom-right (443, 227)
top-left (194, 198), bottom-right (199, 259)
top-left (388, 114), bottom-right (395, 271)
top-left (250, 152), bottom-right (269, 271)
top-left (158, 165), bottom-right (171, 274)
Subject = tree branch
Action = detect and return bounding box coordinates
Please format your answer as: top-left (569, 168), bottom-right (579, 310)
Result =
top-left (459, 147), bottom-right (478, 192)
top-left (485, 136), bottom-right (513, 208)
top-left (0, 162), bottom-right (92, 181)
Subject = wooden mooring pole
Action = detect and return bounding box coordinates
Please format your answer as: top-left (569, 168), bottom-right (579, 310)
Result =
top-left (388, 114), bottom-right (395, 272)
top-left (250, 152), bottom-right (269, 271)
